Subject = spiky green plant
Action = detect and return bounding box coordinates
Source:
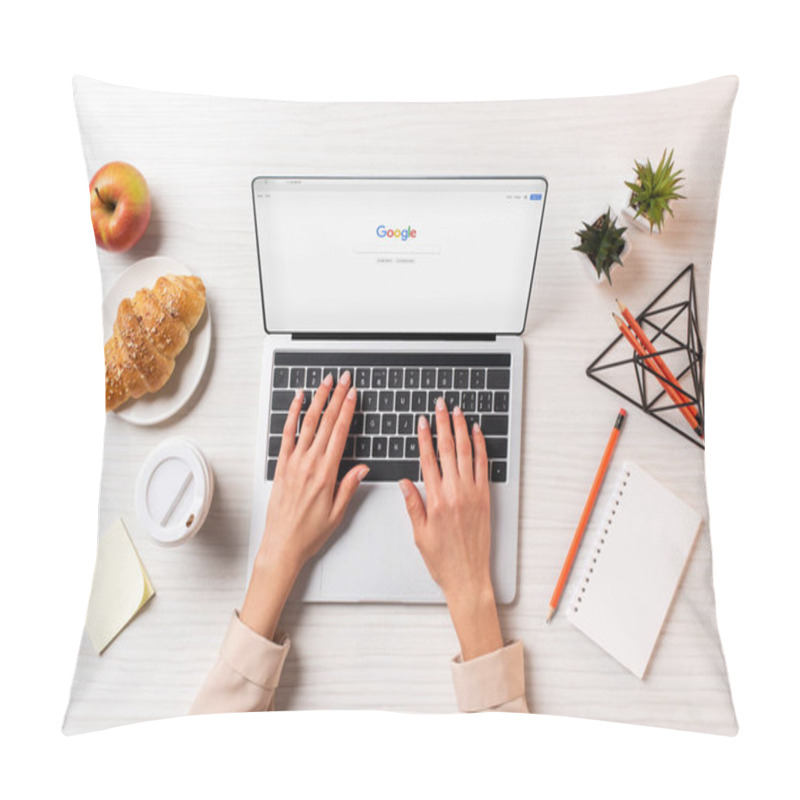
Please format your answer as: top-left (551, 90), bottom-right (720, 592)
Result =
top-left (573, 208), bottom-right (627, 284)
top-left (624, 148), bottom-right (685, 232)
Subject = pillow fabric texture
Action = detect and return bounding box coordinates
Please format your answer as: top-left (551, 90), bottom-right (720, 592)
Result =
top-left (65, 75), bottom-right (738, 734)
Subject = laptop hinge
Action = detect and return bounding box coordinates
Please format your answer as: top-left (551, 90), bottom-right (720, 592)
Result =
top-left (290, 332), bottom-right (497, 342)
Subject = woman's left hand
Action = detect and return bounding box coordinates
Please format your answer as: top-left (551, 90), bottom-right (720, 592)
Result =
top-left (241, 370), bottom-right (368, 638)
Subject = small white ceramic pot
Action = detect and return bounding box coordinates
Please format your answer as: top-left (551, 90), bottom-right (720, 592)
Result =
top-left (621, 196), bottom-right (661, 234)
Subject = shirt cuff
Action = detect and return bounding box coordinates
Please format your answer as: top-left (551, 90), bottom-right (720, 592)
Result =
top-left (451, 639), bottom-right (526, 712)
top-left (219, 611), bottom-right (291, 690)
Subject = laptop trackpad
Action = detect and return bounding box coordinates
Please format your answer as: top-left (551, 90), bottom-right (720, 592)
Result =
top-left (302, 484), bottom-right (442, 603)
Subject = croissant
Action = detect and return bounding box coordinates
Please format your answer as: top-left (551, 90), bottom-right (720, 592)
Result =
top-left (105, 274), bottom-right (206, 411)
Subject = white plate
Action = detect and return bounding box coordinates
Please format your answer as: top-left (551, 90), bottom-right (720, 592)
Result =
top-left (103, 256), bottom-right (212, 426)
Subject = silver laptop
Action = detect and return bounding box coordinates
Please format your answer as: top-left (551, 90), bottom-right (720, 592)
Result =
top-left (248, 176), bottom-right (547, 603)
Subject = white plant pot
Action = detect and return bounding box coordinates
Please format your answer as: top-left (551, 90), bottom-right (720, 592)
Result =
top-left (621, 196), bottom-right (661, 234)
top-left (576, 210), bottom-right (632, 285)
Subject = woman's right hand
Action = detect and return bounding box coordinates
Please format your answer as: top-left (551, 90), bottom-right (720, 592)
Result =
top-left (398, 397), bottom-right (504, 661)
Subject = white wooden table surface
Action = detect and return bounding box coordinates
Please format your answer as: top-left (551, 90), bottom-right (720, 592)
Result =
top-left (64, 76), bottom-right (738, 734)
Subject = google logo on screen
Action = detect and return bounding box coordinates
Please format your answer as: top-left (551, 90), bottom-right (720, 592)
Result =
top-left (376, 225), bottom-right (417, 241)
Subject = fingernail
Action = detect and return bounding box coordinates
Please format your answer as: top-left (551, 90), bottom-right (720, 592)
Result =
top-left (357, 466), bottom-right (370, 481)
top-left (295, 388), bottom-right (304, 402)
top-left (436, 396), bottom-right (445, 411)
top-left (341, 370), bottom-right (351, 385)
top-left (323, 373), bottom-right (334, 386)
top-left (347, 386), bottom-right (356, 400)
top-left (398, 480), bottom-right (411, 498)
top-left (473, 422), bottom-right (481, 433)
top-left (418, 415), bottom-right (429, 431)
top-left (453, 405), bottom-right (462, 416)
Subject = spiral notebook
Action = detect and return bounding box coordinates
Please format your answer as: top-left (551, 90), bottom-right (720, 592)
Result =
top-left (567, 461), bottom-right (702, 678)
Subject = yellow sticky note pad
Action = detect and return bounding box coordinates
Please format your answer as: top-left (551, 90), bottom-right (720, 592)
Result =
top-left (85, 518), bottom-right (155, 655)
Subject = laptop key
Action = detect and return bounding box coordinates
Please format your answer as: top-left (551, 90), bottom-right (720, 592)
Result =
top-left (379, 391), bottom-right (394, 412)
top-left (356, 368), bottom-right (371, 388)
top-left (444, 391), bottom-right (459, 411)
top-left (290, 368), bottom-right (305, 388)
top-left (306, 367), bottom-right (321, 388)
top-left (494, 391), bottom-right (509, 413)
top-left (480, 415), bottom-right (509, 436)
top-left (268, 436), bottom-right (282, 457)
top-left (355, 437), bottom-right (371, 458)
top-left (365, 414), bottom-right (381, 435)
top-left (487, 369), bottom-right (510, 389)
top-left (405, 437), bottom-right (420, 459)
top-left (372, 368), bottom-right (387, 388)
top-left (478, 392), bottom-right (493, 413)
top-left (491, 461), bottom-right (507, 483)
top-left (437, 368), bottom-right (453, 389)
top-left (337, 459), bottom-right (419, 482)
top-left (421, 368), bottom-right (436, 389)
top-left (454, 368), bottom-right (469, 388)
top-left (350, 413), bottom-right (364, 435)
top-left (273, 367), bottom-right (289, 388)
top-left (267, 459), bottom-right (277, 480)
top-left (404, 368), bottom-right (420, 388)
top-left (485, 438), bottom-right (508, 459)
top-left (389, 368), bottom-right (403, 388)
top-left (398, 414), bottom-right (414, 435)
top-left (382, 414), bottom-right (398, 435)
top-left (428, 393), bottom-right (439, 412)
top-left (412, 391), bottom-right (427, 412)
top-left (395, 391), bottom-right (410, 412)
top-left (372, 437), bottom-right (388, 458)
top-left (465, 414), bottom-right (480, 431)
top-left (470, 368), bottom-right (486, 389)
top-left (362, 391), bottom-right (378, 412)
top-left (271, 390), bottom-right (296, 411)
top-left (270, 413), bottom-right (287, 434)
top-left (389, 437), bottom-right (404, 458)
top-left (460, 391), bottom-right (476, 412)
top-left (343, 437), bottom-right (355, 458)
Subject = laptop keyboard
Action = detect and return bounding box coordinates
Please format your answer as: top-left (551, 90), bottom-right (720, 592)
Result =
top-left (267, 352), bottom-right (511, 483)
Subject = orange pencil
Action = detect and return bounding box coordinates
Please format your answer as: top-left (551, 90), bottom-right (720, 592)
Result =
top-left (616, 299), bottom-right (698, 419)
top-left (613, 313), bottom-right (704, 439)
top-left (546, 409), bottom-right (626, 623)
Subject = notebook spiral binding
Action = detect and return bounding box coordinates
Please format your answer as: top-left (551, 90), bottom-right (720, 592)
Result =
top-left (571, 467), bottom-right (632, 614)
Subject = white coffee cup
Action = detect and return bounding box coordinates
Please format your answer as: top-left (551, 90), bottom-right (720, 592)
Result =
top-left (135, 437), bottom-right (214, 546)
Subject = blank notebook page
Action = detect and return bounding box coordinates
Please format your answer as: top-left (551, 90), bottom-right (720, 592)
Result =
top-left (567, 461), bottom-right (702, 679)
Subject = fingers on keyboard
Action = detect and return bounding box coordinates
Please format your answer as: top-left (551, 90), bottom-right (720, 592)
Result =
top-left (268, 357), bottom-right (511, 484)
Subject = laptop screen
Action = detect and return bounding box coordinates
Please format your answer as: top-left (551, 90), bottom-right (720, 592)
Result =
top-left (252, 176), bottom-right (547, 335)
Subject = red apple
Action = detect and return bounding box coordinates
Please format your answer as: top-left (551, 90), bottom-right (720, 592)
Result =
top-left (90, 161), bottom-right (151, 252)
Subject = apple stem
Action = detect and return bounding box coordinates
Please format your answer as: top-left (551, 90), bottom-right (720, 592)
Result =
top-left (94, 186), bottom-right (116, 211)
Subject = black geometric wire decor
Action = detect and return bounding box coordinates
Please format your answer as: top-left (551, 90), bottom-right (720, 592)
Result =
top-left (586, 264), bottom-right (705, 448)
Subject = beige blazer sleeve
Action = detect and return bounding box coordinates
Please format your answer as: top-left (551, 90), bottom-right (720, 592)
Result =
top-left (451, 639), bottom-right (529, 712)
top-left (189, 611), bottom-right (528, 715)
top-left (189, 611), bottom-right (291, 715)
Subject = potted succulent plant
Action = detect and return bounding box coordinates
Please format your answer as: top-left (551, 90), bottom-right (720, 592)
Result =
top-left (622, 148), bottom-right (685, 233)
top-left (573, 207), bottom-right (630, 285)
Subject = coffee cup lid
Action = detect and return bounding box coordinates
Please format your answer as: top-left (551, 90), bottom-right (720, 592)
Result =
top-left (135, 437), bottom-right (213, 546)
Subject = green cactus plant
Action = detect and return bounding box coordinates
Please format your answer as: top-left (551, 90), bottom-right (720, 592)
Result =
top-left (573, 208), bottom-right (628, 284)
top-left (624, 148), bottom-right (685, 233)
